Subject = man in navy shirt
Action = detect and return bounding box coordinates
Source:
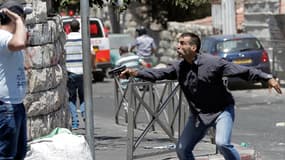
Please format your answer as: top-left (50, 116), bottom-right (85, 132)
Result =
top-left (120, 32), bottom-right (282, 160)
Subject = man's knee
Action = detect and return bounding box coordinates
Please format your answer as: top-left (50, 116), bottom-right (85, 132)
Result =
top-left (215, 138), bottom-right (232, 150)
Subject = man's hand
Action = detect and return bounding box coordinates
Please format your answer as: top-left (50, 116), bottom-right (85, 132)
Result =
top-left (119, 68), bottom-right (138, 79)
top-left (268, 78), bottom-right (282, 94)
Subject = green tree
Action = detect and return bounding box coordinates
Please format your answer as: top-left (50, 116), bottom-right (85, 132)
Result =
top-left (52, 0), bottom-right (210, 15)
top-left (52, 0), bottom-right (210, 32)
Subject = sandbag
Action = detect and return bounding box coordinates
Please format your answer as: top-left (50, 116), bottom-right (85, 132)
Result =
top-left (25, 128), bottom-right (92, 160)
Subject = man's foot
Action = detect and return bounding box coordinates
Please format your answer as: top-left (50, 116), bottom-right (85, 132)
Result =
top-left (72, 123), bottom-right (79, 130)
top-left (72, 127), bottom-right (79, 130)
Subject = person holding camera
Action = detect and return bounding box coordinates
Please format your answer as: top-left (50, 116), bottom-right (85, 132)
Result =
top-left (0, 1), bottom-right (32, 159)
top-left (120, 32), bottom-right (282, 160)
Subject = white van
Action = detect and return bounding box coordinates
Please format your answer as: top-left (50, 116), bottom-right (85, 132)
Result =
top-left (61, 16), bottom-right (111, 81)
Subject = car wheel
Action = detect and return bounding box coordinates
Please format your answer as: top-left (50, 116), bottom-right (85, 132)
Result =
top-left (104, 68), bottom-right (113, 79)
top-left (93, 71), bottom-right (104, 82)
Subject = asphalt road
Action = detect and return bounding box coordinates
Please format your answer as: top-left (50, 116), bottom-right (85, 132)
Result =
top-left (231, 83), bottom-right (285, 160)
top-left (92, 79), bottom-right (285, 160)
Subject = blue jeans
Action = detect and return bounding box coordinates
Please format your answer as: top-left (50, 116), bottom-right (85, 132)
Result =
top-left (67, 72), bottom-right (85, 128)
top-left (69, 102), bottom-right (85, 128)
top-left (0, 103), bottom-right (27, 160)
top-left (176, 105), bottom-right (240, 160)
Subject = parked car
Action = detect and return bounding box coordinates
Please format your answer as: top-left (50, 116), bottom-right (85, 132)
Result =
top-left (200, 34), bottom-right (271, 87)
top-left (61, 16), bottom-right (111, 82)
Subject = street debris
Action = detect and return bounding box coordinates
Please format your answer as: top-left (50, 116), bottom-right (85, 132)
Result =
top-left (240, 142), bottom-right (249, 147)
top-left (275, 122), bottom-right (285, 127)
top-left (144, 144), bottom-right (176, 150)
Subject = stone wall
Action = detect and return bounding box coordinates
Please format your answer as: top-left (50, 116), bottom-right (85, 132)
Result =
top-left (158, 22), bottom-right (213, 65)
top-left (0, 0), bottom-right (69, 140)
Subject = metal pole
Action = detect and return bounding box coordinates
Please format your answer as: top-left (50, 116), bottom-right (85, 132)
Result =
top-left (127, 83), bottom-right (134, 160)
top-left (222, 0), bottom-right (236, 34)
top-left (80, 0), bottom-right (95, 159)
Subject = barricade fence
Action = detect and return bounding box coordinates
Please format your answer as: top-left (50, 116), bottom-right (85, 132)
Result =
top-left (113, 76), bottom-right (216, 160)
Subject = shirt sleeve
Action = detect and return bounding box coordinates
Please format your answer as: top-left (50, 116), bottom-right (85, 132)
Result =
top-left (220, 58), bottom-right (272, 82)
top-left (0, 30), bottom-right (13, 51)
top-left (137, 64), bottom-right (177, 82)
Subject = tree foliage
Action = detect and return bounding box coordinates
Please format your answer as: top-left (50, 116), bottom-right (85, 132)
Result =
top-left (140, 0), bottom-right (211, 27)
top-left (52, 0), bottom-right (210, 29)
top-left (52, 0), bottom-right (209, 13)
top-left (165, 0), bottom-right (210, 8)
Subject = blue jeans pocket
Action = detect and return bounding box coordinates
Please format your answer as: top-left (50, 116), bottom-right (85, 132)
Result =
top-left (0, 104), bottom-right (16, 138)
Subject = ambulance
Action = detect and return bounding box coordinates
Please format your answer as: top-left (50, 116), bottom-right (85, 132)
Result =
top-left (61, 16), bottom-right (111, 81)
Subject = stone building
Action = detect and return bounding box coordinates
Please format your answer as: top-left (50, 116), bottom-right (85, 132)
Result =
top-left (243, 0), bottom-right (285, 79)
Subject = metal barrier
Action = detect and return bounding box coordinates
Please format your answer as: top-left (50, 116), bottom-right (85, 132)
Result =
top-left (113, 76), bottom-right (216, 160)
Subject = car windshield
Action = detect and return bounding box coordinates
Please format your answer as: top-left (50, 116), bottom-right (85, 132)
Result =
top-left (216, 38), bottom-right (262, 53)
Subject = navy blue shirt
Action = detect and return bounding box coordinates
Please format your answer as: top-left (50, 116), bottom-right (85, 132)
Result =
top-left (137, 53), bottom-right (272, 124)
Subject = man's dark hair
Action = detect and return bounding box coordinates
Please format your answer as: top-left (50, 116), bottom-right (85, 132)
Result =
top-left (180, 32), bottom-right (201, 53)
top-left (136, 26), bottom-right (147, 36)
top-left (119, 46), bottom-right (128, 54)
top-left (70, 19), bottom-right (80, 32)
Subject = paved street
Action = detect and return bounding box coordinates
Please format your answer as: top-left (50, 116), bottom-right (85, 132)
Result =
top-left (231, 84), bottom-right (285, 160)
top-left (90, 78), bottom-right (285, 159)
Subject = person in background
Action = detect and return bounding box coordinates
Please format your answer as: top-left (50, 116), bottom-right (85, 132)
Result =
top-left (64, 19), bottom-right (85, 130)
top-left (0, 1), bottom-right (32, 159)
top-left (120, 32), bottom-right (282, 160)
top-left (103, 23), bottom-right (110, 37)
top-left (130, 26), bottom-right (157, 67)
top-left (115, 46), bottom-right (149, 89)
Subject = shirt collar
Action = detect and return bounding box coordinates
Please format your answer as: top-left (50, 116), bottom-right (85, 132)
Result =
top-left (190, 53), bottom-right (201, 65)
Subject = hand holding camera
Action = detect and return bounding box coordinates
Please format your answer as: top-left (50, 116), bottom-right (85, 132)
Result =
top-left (0, 8), bottom-right (23, 23)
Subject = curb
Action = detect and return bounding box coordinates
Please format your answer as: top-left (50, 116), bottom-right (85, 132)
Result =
top-left (195, 145), bottom-right (256, 160)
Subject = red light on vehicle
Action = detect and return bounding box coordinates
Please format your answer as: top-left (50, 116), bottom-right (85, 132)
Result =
top-left (212, 52), bottom-right (218, 56)
top-left (68, 10), bottom-right (75, 16)
top-left (90, 24), bottom-right (98, 35)
top-left (261, 50), bottom-right (269, 62)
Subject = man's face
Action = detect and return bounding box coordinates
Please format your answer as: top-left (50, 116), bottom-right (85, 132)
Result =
top-left (176, 36), bottom-right (197, 59)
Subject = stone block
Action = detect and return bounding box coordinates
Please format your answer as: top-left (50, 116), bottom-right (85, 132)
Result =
top-left (160, 30), bottom-right (172, 41)
top-left (24, 81), bottom-right (67, 117)
top-left (25, 65), bottom-right (64, 93)
top-left (25, 0), bottom-right (48, 24)
top-left (244, 0), bottom-right (279, 13)
top-left (24, 42), bottom-right (64, 69)
top-left (27, 104), bottom-right (69, 140)
top-left (27, 19), bottom-right (63, 46)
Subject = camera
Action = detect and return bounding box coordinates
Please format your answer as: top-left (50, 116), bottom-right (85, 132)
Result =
top-left (0, 12), bottom-right (8, 23)
top-left (0, 12), bottom-right (5, 19)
